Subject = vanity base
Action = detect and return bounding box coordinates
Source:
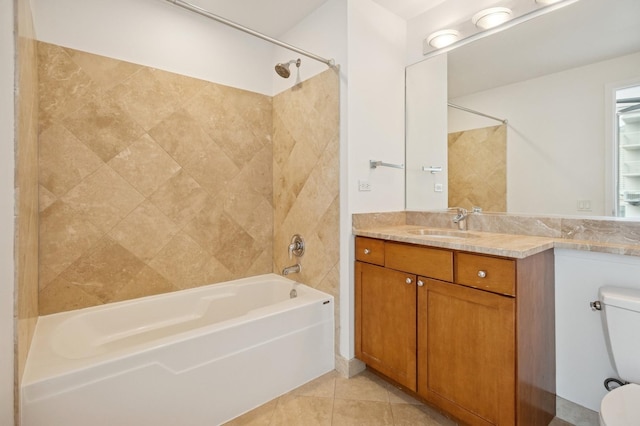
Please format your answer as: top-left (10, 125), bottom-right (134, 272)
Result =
top-left (355, 237), bottom-right (556, 426)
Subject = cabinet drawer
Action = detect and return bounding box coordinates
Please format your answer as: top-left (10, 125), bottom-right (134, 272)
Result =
top-left (385, 242), bottom-right (453, 282)
top-left (355, 237), bottom-right (385, 266)
top-left (455, 252), bottom-right (516, 296)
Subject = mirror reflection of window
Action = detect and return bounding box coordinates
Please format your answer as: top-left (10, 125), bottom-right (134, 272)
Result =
top-left (616, 85), bottom-right (640, 218)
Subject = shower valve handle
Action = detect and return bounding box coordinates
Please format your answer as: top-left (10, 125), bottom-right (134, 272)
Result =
top-left (288, 234), bottom-right (305, 259)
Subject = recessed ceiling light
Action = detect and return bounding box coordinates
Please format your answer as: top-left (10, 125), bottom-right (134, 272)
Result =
top-left (426, 29), bottom-right (461, 49)
top-left (472, 7), bottom-right (513, 30)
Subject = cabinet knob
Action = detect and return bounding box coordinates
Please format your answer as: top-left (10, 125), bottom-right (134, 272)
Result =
top-left (477, 270), bottom-right (487, 278)
top-left (417, 280), bottom-right (424, 287)
top-left (363, 248), bottom-right (370, 255)
top-left (405, 277), bottom-right (413, 284)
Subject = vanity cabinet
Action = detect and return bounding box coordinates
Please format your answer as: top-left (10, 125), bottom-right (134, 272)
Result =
top-left (355, 262), bottom-right (417, 390)
top-left (355, 236), bottom-right (555, 426)
top-left (354, 237), bottom-right (453, 391)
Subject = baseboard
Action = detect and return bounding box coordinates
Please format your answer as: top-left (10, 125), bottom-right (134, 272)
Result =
top-left (556, 396), bottom-right (599, 425)
top-left (335, 355), bottom-right (365, 378)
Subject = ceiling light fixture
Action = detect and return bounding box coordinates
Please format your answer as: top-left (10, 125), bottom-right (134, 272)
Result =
top-left (426, 29), bottom-right (461, 49)
top-left (472, 7), bottom-right (513, 30)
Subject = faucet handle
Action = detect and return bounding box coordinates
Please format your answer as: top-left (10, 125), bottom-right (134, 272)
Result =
top-left (288, 234), bottom-right (305, 259)
top-left (448, 207), bottom-right (467, 215)
top-left (447, 207), bottom-right (467, 213)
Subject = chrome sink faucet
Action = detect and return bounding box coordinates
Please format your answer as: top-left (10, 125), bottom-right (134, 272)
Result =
top-left (450, 207), bottom-right (468, 230)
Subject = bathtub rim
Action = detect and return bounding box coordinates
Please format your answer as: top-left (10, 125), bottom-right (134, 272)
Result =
top-left (23, 273), bottom-right (334, 387)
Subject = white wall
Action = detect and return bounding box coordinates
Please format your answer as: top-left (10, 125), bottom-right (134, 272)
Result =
top-left (448, 52), bottom-right (640, 216)
top-left (0, 0), bottom-right (15, 424)
top-left (31, 0), bottom-right (276, 95)
top-left (555, 249), bottom-right (640, 411)
top-left (348, 0), bottom-right (406, 215)
top-left (344, 0), bottom-right (407, 359)
top-left (405, 54), bottom-right (448, 210)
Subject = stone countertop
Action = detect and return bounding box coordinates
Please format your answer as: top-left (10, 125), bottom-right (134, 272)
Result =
top-left (353, 224), bottom-right (640, 259)
top-left (552, 239), bottom-right (640, 257)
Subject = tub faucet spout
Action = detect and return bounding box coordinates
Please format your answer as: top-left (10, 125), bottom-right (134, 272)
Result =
top-left (282, 263), bottom-right (302, 276)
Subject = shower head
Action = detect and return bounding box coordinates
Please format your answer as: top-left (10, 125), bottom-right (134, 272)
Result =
top-left (275, 58), bottom-right (301, 78)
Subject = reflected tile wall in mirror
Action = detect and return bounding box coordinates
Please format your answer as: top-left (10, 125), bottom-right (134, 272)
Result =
top-left (448, 124), bottom-right (506, 212)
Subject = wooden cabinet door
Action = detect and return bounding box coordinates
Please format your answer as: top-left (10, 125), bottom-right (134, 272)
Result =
top-left (417, 278), bottom-right (515, 425)
top-left (355, 261), bottom-right (417, 391)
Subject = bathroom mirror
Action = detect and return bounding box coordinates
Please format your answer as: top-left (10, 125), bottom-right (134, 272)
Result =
top-left (405, 0), bottom-right (640, 216)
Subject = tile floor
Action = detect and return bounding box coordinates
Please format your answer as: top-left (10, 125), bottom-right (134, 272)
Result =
top-left (224, 369), bottom-right (575, 426)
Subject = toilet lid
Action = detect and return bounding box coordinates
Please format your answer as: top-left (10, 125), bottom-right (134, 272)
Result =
top-left (601, 383), bottom-right (640, 426)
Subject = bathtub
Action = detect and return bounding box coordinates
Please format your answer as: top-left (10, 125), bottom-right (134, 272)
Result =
top-left (22, 273), bottom-right (334, 426)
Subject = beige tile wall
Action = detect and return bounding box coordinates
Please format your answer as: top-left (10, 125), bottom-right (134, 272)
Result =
top-left (16, 0), bottom-right (39, 389)
top-left (273, 69), bottom-right (340, 347)
top-left (448, 124), bottom-right (507, 212)
top-left (37, 43), bottom-right (340, 321)
top-left (38, 43), bottom-right (274, 314)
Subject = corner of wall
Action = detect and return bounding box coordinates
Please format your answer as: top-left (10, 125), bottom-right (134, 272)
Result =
top-left (1, 0), bottom-right (17, 425)
top-left (335, 354), bottom-right (365, 378)
top-left (15, 0), bottom-right (40, 420)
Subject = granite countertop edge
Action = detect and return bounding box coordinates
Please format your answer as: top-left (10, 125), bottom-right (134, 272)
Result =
top-left (353, 225), bottom-right (640, 259)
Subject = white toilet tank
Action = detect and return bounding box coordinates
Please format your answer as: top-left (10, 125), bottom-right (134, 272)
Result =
top-left (600, 286), bottom-right (640, 383)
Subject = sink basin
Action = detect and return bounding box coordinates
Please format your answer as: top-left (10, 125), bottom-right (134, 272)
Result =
top-left (406, 228), bottom-right (480, 239)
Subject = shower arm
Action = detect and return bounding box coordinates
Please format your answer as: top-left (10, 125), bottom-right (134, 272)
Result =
top-left (165, 0), bottom-right (336, 68)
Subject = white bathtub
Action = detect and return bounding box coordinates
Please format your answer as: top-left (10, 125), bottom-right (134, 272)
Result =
top-left (22, 273), bottom-right (334, 426)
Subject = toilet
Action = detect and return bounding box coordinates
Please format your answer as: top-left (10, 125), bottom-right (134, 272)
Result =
top-left (598, 286), bottom-right (640, 425)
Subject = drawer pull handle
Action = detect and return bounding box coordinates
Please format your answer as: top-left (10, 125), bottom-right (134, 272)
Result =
top-left (405, 278), bottom-right (413, 284)
top-left (363, 248), bottom-right (370, 255)
top-left (478, 270), bottom-right (487, 278)
top-left (417, 280), bottom-right (424, 287)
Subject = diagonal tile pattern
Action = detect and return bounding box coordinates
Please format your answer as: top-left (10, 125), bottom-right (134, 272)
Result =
top-left (448, 124), bottom-right (507, 212)
top-left (37, 42), bottom-right (340, 317)
top-left (224, 370), bottom-right (458, 426)
top-left (37, 42), bottom-right (275, 314)
top-left (225, 370), bottom-right (577, 426)
top-left (272, 69), bottom-right (340, 345)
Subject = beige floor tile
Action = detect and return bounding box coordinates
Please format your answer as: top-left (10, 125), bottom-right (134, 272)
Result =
top-left (549, 418), bottom-right (575, 426)
top-left (223, 370), bottom-right (572, 426)
top-left (391, 403), bottom-right (458, 426)
top-left (332, 399), bottom-right (394, 426)
top-left (270, 394), bottom-right (333, 426)
top-left (291, 371), bottom-right (337, 398)
top-left (334, 370), bottom-right (390, 403)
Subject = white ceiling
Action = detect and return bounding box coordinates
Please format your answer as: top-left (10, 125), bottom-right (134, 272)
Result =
top-left (190, 0), bottom-right (330, 36)
top-left (371, 0), bottom-right (447, 20)
top-left (190, 0), bottom-right (446, 35)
